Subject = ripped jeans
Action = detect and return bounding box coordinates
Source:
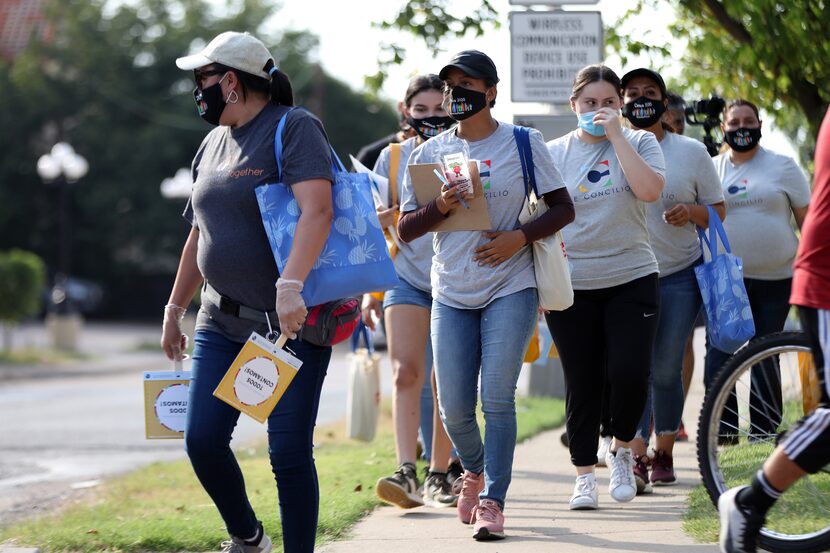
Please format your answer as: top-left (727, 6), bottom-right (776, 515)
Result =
top-left (636, 262), bottom-right (702, 442)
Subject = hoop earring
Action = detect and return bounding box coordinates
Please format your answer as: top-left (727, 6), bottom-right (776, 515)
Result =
top-left (226, 89), bottom-right (239, 104)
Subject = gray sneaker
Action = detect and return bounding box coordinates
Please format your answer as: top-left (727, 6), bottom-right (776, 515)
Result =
top-left (221, 522), bottom-right (273, 553)
top-left (423, 471), bottom-right (458, 508)
top-left (376, 462), bottom-right (424, 508)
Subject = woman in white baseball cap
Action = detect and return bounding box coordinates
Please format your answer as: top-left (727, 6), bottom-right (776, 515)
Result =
top-left (162, 31), bottom-right (336, 553)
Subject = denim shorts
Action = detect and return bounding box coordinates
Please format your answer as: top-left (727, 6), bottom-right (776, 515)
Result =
top-left (382, 278), bottom-right (432, 310)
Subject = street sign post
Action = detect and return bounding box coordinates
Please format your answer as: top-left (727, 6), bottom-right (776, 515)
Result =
top-left (510, 11), bottom-right (603, 103)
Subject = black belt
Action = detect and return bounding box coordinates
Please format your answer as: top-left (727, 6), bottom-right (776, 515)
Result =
top-left (202, 282), bottom-right (276, 325)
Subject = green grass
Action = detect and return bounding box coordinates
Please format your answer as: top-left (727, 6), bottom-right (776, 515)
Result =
top-left (0, 348), bottom-right (90, 365)
top-left (0, 396), bottom-right (564, 552)
top-left (684, 442), bottom-right (830, 542)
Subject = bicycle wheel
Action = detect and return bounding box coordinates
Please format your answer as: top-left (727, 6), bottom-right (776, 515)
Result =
top-left (697, 331), bottom-right (830, 553)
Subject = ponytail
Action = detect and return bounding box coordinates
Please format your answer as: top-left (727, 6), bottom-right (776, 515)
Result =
top-left (264, 60), bottom-right (294, 106)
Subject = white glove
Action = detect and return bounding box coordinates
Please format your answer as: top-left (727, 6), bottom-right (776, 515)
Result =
top-left (161, 304), bottom-right (188, 361)
top-left (276, 278), bottom-right (307, 340)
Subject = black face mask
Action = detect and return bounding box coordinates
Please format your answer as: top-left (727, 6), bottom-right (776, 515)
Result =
top-left (724, 127), bottom-right (762, 152)
top-left (407, 115), bottom-right (455, 140)
top-left (192, 74), bottom-right (228, 126)
top-left (622, 96), bottom-right (666, 129)
top-left (444, 86), bottom-right (488, 121)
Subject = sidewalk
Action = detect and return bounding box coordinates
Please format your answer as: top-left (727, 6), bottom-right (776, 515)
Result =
top-left (321, 351), bottom-right (718, 553)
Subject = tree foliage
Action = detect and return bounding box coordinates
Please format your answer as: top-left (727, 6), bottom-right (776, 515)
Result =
top-left (607, 0), bottom-right (830, 165)
top-left (375, 0), bottom-right (828, 164)
top-left (0, 0), bottom-right (397, 318)
top-left (366, 0), bottom-right (500, 92)
top-left (0, 250), bottom-right (47, 325)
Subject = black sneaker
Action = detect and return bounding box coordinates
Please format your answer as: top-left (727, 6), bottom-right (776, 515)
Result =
top-left (447, 460), bottom-right (463, 494)
top-left (718, 486), bottom-right (764, 553)
top-left (376, 462), bottom-right (424, 508)
top-left (423, 471), bottom-right (458, 508)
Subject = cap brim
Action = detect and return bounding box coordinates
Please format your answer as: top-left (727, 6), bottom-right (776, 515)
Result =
top-left (439, 62), bottom-right (487, 81)
top-left (175, 53), bottom-right (213, 71)
top-left (621, 68), bottom-right (665, 92)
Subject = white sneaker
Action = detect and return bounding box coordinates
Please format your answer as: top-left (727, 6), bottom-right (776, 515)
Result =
top-left (718, 486), bottom-right (764, 553)
top-left (596, 435), bottom-right (612, 467)
top-left (569, 473), bottom-right (599, 510)
top-left (607, 447), bottom-right (637, 503)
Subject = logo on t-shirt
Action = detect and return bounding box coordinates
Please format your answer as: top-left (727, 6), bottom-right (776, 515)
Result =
top-left (480, 160), bottom-right (492, 190)
top-left (577, 160), bottom-right (612, 193)
top-left (727, 178), bottom-right (749, 200)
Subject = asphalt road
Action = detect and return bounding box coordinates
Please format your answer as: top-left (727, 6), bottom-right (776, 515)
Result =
top-left (0, 334), bottom-right (393, 526)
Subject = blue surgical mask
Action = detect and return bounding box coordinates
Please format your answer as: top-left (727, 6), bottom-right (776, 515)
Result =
top-left (577, 111), bottom-right (606, 137)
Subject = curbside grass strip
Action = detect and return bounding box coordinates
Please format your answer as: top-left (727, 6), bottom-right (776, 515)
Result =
top-left (1, 396), bottom-right (564, 552)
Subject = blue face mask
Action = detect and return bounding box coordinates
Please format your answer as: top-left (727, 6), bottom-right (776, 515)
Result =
top-left (577, 111), bottom-right (606, 137)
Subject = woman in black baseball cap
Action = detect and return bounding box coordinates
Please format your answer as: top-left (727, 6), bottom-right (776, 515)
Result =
top-left (398, 50), bottom-right (575, 541)
top-left (620, 68), bottom-right (726, 492)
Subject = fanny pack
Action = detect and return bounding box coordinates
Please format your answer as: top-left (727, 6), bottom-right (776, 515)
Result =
top-left (202, 281), bottom-right (360, 347)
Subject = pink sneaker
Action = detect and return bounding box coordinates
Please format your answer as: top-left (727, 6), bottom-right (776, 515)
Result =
top-left (456, 470), bottom-right (484, 524)
top-left (472, 499), bottom-right (505, 541)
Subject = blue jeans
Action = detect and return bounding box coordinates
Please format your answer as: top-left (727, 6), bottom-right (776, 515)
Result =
top-left (704, 278), bottom-right (792, 437)
top-left (431, 288), bottom-right (538, 507)
top-left (637, 263), bottom-right (702, 441)
top-left (185, 330), bottom-right (331, 553)
top-left (383, 277), bottom-right (435, 460)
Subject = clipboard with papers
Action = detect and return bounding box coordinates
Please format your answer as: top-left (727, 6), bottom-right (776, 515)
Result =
top-left (407, 161), bottom-right (492, 232)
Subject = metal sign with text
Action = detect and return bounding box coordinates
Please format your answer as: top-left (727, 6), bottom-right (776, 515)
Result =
top-left (510, 11), bottom-right (603, 104)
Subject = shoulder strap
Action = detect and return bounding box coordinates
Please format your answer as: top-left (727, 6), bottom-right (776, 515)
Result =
top-left (513, 126), bottom-right (539, 199)
top-left (274, 106), bottom-right (299, 181)
top-left (697, 205), bottom-right (732, 259)
top-left (388, 143), bottom-right (401, 206)
top-left (274, 106), bottom-right (347, 181)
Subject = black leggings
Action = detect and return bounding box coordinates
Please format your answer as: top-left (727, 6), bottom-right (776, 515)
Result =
top-left (545, 273), bottom-right (659, 467)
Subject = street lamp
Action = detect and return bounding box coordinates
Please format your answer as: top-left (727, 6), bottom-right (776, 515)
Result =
top-left (37, 142), bottom-right (88, 350)
top-left (37, 142), bottom-right (88, 284)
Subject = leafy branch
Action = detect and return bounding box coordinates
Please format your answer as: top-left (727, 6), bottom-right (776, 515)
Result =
top-left (366, 0), bottom-right (500, 93)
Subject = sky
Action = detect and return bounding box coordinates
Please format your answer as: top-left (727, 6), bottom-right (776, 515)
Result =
top-left (208, 0), bottom-right (799, 159)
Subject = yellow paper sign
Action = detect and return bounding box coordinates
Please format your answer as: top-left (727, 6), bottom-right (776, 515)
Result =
top-left (213, 332), bottom-right (302, 423)
top-left (144, 371), bottom-right (191, 439)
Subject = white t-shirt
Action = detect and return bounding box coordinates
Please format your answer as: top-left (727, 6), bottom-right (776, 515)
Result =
top-left (547, 128), bottom-right (666, 289)
top-left (401, 122), bottom-right (566, 309)
top-left (714, 147), bottom-right (811, 279)
top-left (648, 132), bottom-right (724, 276)
top-left (374, 137), bottom-right (433, 293)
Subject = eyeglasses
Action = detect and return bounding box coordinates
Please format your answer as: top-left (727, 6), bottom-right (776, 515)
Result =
top-left (193, 69), bottom-right (225, 89)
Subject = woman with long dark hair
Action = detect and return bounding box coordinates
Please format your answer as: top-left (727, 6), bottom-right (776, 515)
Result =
top-left (163, 31), bottom-right (335, 553)
top-left (705, 99), bottom-right (810, 438)
top-left (363, 74), bottom-right (458, 509)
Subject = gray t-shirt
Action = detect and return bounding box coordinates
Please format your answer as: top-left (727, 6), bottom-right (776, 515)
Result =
top-left (714, 146), bottom-right (811, 280)
top-left (374, 137), bottom-right (433, 293)
top-left (546, 128), bottom-right (665, 290)
top-left (648, 132), bottom-right (724, 276)
top-left (184, 104), bottom-right (333, 342)
top-left (401, 122), bottom-right (565, 309)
